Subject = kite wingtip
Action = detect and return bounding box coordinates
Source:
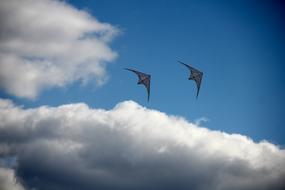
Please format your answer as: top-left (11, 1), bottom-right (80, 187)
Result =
top-left (196, 93), bottom-right (200, 99)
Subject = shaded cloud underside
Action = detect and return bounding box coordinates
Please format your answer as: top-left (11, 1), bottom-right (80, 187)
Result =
top-left (0, 0), bottom-right (118, 99)
top-left (0, 99), bottom-right (284, 190)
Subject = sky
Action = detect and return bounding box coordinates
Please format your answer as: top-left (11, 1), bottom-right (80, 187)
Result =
top-left (1, 0), bottom-right (285, 144)
top-left (0, 0), bottom-right (285, 190)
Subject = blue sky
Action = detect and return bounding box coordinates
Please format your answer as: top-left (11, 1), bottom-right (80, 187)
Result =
top-left (1, 0), bottom-right (284, 145)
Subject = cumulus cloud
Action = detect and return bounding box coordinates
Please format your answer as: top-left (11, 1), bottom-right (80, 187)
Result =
top-left (0, 0), bottom-right (118, 99)
top-left (0, 98), bottom-right (284, 190)
top-left (0, 168), bottom-right (25, 190)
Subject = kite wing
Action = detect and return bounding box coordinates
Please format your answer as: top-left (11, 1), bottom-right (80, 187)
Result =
top-left (194, 72), bottom-right (203, 98)
top-left (178, 61), bottom-right (203, 98)
top-left (125, 68), bottom-right (151, 101)
top-left (178, 61), bottom-right (199, 74)
top-left (144, 76), bottom-right (151, 102)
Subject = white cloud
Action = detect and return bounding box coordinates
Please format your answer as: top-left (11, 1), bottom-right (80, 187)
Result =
top-left (194, 116), bottom-right (209, 126)
top-left (0, 168), bottom-right (25, 190)
top-left (0, 0), bottom-right (118, 99)
top-left (0, 99), bottom-right (284, 189)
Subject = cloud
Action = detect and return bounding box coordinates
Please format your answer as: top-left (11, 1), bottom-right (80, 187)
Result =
top-left (194, 117), bottom-right (209, 126)
top-left (0, 168), bottom-right (25, 190)
top-left (0, 0), bottom-right (118, 99)
top-left (0, 99), bottom-right (284, 190)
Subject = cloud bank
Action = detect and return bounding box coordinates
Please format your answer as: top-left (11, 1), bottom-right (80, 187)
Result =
top-left (0, 99), bottom-right (284, 190)
top-left (0, 0), bottom-right (118, 99)
top-left (0, 168), bottom-right (24, 190)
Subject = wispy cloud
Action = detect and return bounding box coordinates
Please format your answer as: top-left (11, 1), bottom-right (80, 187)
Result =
top-left (0, 0), bottom-right (118, 99)
top-left (0, 99), bottom-right (284, 190)
top-left (194, 117), bottom-right (209, 126)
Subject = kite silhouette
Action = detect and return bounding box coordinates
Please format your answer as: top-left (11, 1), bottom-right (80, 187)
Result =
top-left (125, 68), bottom-right (151, 101)
top-left (178, 61), bottom-right (203, 98)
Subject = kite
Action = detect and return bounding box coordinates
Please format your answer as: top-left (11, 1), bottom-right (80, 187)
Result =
top-left (125, 68), bottom-right (151, 101)
top-left (178, 61), bottom-right (203, 98)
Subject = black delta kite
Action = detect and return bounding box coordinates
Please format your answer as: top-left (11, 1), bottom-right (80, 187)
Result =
top-left (125, 68), bottom-right (151, 101)
top-left (178, 61), bottom-right (203, 98)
